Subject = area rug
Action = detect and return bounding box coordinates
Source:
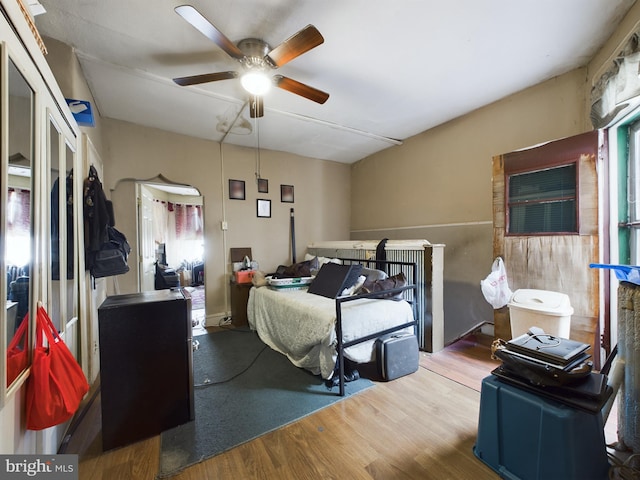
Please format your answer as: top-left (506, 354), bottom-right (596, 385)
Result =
top-left (157, 329), bottom-right (373, 478)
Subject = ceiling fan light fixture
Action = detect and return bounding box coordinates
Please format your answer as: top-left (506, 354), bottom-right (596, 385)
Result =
top-left (241, 71), bottom-right (272, 96)
top-left (174, 7), bottom-right (329, 108)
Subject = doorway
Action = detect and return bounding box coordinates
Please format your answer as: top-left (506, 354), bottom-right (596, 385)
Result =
top-left (136, 181), bottom-right (205, 330)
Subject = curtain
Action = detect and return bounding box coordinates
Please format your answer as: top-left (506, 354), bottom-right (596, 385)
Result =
top-left (591, 31), bottom-right (640, 128)
top-left (153, 199), bottom-right (203, 266)
top-left (7, 188), bottom-right (31, 267)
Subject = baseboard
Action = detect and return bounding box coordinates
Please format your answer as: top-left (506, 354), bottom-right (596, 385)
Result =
top-left (204, 311), bottom-right (231, 327)
top-left (480, 323), bottom-right (495, 336)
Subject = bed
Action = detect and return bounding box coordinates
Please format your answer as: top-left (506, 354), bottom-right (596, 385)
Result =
top-left (247, 258), bottom-right (418, 395)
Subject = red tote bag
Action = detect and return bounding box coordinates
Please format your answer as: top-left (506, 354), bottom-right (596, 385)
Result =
top-left (26, 305), bottom-right (89, 430)
top-left (6, 313), bottom-right (29, 386)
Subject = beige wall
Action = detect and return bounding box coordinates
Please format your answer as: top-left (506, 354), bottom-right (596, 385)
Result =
top-left (41, 1), bottom-right (640, 341)
top-left (350, 0), bottom-right (640, 345)
top-left (42, 37), bottom-right (106, 155)
top-left (351, 69), bottom-right (589, 343)
top-left (102, 119), bottom-right (351, 319)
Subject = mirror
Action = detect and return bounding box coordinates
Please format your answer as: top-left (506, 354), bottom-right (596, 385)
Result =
top-left (49, 116), bottom-right (62, 333)
top-left (138, 182), bottom-right (205, 330)
top-left (64, 142), bottom-right (78, 358)
top-left (110, 177), bottom-right (206, 337)
top-left (49, 116), bottom-right (78, 357)
top-left (6, 57), bottom-right (34, 387)
top-left (112, 179), bottom-right (205, 329)
top-left (49, 107), bottom-right (80, 371)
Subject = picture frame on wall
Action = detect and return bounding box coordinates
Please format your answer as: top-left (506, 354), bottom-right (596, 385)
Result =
top-left (229, 179), bottom-right (245, 200)
top-left (281, 184), bottom-right (294, 203)
top-left (258, 178), bottom-right (269, 193)
top-left (257, 199), bottom-right (271, 218)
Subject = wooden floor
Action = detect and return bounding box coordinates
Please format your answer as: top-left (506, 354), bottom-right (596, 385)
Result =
top-left (62, 332), bottom-right (614, 479)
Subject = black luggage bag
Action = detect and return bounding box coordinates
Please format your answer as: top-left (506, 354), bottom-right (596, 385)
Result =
top-left (375, 332), bottom-right (419, 381)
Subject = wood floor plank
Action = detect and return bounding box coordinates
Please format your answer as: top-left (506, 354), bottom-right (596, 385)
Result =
top-left (70, 334), bottom-right (503, 479)
top-left (164, 368), bottom-right (498, 480)
top-left (419, 334), bottom-right (501, 392)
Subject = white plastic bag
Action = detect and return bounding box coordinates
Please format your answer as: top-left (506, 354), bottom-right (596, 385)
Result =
top-left (480, 257), bottom-right (513, 309)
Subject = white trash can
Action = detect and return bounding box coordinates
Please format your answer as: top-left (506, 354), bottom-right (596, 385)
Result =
top-left (507, 289), bottom-right (573, 339)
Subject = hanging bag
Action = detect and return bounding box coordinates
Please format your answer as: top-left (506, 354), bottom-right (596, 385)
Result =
top-left (90, 225), bottom-right (131, 278)
top-left (26, 305), bottom-right (89, 430)
top-left (480, 257), bottom-right (513, 309)
top-left (6, 314), bottom-right (29, 386)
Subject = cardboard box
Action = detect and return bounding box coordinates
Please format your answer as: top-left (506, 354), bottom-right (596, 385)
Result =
top-left (234, 270), bottom-right (255, 284)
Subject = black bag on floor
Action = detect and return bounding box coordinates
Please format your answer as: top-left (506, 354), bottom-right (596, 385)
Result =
top-left (375, 332), bottom-right (419, 381)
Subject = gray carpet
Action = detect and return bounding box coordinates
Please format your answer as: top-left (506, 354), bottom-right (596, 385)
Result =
top-left (157, 329), bottom-right (373, 478)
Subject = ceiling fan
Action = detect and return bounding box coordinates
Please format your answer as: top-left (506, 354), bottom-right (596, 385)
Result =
top-left (172, 5), bottom-right (330, 118)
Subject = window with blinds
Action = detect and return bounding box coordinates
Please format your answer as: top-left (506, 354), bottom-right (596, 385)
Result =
top-left (507, 163), bottom-right (578, 234)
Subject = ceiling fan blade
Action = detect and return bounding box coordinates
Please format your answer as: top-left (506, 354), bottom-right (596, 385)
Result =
top-left (266, 25), bottom-right (324, 68)
top-left (173, 71), bottom-right (238, 86)
top-left (249, 95), bottom-right (264, 118)
top-left (274, 75), bottom-right (329, 104)
top-left (175, 5), bottom-right (245, 60)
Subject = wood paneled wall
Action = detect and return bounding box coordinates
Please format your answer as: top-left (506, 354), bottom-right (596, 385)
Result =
top-left (491, 131), bottom-right (601, 360)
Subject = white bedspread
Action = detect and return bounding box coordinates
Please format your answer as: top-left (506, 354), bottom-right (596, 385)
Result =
top-left (247, 286), bottom-right (415, 379)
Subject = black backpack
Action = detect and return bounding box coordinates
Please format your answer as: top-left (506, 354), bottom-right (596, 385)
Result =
top-left (90, 225), bottom-right (131, 278)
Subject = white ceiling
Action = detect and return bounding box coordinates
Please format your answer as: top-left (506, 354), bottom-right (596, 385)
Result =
top-left (34, 0), bottom-right (636, 164)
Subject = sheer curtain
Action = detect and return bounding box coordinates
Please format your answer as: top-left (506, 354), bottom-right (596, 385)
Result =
top-left (153, 199), bottom-right (203, 267)
top-left (7, 187), bottom-right (31, 267)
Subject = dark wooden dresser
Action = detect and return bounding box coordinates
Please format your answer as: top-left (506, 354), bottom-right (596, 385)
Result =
top-left (98, 289), bottom-right (194, 450)
top-left (230, 279), bottom-right (252, 326)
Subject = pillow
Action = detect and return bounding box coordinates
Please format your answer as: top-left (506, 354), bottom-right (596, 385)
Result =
top-left (307, 256), bottom-right (322, 276)
top-left (338, 267), bottom-right (386, 295)
top-left (341, 275), bottom-right (366, 296)
top-left (274, 257), bottom-right (319, 278)
top-left (361, 272), bottom-right (407, 300)
top-left (361, 267), bottom-right (388, 282)
top-left (304, 253), bottom-right (342, 267)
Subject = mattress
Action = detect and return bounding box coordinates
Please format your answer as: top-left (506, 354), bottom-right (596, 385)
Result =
top-left (247, 285), bottom-right (414, 379)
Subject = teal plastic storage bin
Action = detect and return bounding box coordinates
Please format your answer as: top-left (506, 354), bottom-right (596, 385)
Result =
top-left (474, 375), bottom-right (609, 480)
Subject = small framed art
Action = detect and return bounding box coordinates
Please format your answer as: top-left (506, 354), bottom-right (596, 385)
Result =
top-left (281, 184), bottom-right (294, 203)
top-left (258, 178), bottom-right (269, 193)
top-left (257, 199), bottom-right (271, 218)
top-left (229, 179), bottom-right (245, 200)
